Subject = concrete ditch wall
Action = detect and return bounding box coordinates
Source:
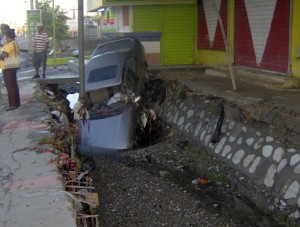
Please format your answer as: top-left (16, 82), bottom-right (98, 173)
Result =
top-left (154, 93), bottom-right (300, 219)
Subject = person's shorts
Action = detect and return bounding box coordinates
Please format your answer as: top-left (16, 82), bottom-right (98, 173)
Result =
top-left (33, 50), bottom-right (47, 68)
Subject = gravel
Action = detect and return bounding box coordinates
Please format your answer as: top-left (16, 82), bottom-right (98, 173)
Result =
top-left (90, 135), bottom-right (278, 227)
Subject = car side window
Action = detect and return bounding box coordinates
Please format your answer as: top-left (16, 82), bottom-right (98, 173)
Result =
top-left (124, 57), bottom-right (139, 92)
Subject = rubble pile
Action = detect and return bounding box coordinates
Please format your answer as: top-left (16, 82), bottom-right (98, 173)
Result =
top-left (41, 86), bottom-right (100, 227)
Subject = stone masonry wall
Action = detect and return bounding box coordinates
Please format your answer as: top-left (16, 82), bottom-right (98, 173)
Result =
top-left (154, 93), bottom-right (300, 219)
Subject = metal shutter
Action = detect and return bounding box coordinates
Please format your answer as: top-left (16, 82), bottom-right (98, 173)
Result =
top-left (133, 6), bottom-right (162, 32)
top-left (234, 0), bottom-right (290, 73)
top-left (161, 6), bottom-right (195, 64)
top-left (198, 0), bottom-right (228, 50)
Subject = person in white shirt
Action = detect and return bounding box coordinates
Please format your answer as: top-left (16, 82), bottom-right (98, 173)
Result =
top-left (32, 23), bottom-right (49, 79)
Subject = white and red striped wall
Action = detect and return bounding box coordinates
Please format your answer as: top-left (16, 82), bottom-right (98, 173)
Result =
top-left (198, 0), bottom-right (291, 73)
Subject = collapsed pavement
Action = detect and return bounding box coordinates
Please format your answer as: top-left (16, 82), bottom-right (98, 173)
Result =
top-left (0, 80), bottom-right (76, 227)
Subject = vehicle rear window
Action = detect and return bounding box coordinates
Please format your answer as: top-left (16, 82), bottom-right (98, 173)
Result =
top-left (93, 39), bottom-right (135, 56)
top-left (88, 65), bottom-right (118, 83)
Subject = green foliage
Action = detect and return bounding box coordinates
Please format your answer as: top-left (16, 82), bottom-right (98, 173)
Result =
top-left (202, 171), bottom-right (230, 186)
top-left (39, 136), bottom-right (69, 153)
top-left (38, 0), bottom-right (69, 41)
top-left (47, 56), bottom-right (91, 66)
top-left (275, 212), bottom-right (297, 226)
top-left (169, 80), bottom-right (188, 99)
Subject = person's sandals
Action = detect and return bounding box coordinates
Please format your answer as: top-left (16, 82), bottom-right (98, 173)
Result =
top-left (6, 106), bottom-right (18, 111)
top-left (32, 75), bottom-right (40, 79)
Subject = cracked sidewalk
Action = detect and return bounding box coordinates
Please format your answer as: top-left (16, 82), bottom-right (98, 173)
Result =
top-left (0, 80), bottom-right (76, 227)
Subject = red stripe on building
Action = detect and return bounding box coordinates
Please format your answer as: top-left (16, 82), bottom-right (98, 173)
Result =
top-left (212, 0), bottom-right (227, 50)
top-left (260, 0), bottom-right (290, 72)
top-left (197, 1), bottom-right (210, 49)
top-left (234, 0), bottom-right (256, 67)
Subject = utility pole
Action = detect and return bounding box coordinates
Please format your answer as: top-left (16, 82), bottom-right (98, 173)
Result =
top-left (78, 0), bottom-right (85, 102)
top-left (52, 0), bottom-right (57, 67)
top-left (70, 5), bottom-right (76, 20)
top-left (35, 0), bottom-right (39, 9)
top-left (30, 0), bottom-right (34, 9)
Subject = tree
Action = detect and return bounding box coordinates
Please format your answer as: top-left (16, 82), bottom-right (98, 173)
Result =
top-left (37, 0), bottom-right (69, 41)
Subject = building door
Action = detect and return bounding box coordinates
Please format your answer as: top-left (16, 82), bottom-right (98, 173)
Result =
top-left (133, 5), bottom-right (195, 65)
top-left (161, 6), bottom-right (195, 65)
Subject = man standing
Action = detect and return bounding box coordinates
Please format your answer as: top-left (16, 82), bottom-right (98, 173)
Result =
top-left (32, 23), bottom-right (49, 79)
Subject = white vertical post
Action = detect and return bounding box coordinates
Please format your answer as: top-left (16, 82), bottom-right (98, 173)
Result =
top-left (213, 0), bottom-right (237, 90)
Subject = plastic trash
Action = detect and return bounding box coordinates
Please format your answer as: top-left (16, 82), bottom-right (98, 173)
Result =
top-left (73, 101), bottom-right (90, 121)
top-left (140, 112), bottom-right (147, 128)
top-left (192, 178), bottom-right (209, 185)
top-left (81, 161), bottom-right (95, 172)
top-left (72, 49), bottom-right (79, 57)
top-left (77, 170), bottom-right (89, 181)
top-left (107, 92), bottom-right (123, 105)
top-left (80, 188), bottom-right (88, 199)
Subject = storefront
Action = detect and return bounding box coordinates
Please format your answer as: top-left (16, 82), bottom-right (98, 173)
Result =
top-left (87, 0), bottom-right (197, 65)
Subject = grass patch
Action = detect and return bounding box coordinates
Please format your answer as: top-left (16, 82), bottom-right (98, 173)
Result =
top-left (47, 56), bottom-right (91, 66)
top-left (275, 212), bottom-right (297, 226)
top-left (202, 171), bottom-right (230, 185)
top-left (38, 136), bottom-right (69, 152)
top-left (185, 144), bottom-right (231, 185)
top-left (168, 80), bottom-right (189, 99)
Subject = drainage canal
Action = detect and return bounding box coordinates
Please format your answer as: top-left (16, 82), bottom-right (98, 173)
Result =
top-left (42, 78), bottom-right (281, 227)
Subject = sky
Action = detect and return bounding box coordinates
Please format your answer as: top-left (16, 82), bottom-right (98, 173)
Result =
top-left (0, 0), bottom-right (81, 28)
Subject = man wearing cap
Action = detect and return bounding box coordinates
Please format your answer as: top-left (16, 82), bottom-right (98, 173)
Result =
top-left (32, 23), bottom-right (49, 79)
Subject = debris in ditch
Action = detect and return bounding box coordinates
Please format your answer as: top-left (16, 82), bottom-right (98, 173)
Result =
top-left (192, 178), bottom-right (209, 186)
top-left (177, 140), bottom-right (189, 148)
top-left (143, 155), bottom-right (152, 163)
top-left (149, 109), bottom-right (156, 120)
top-left (107, 92), bottom-right (130, 105)
top-left (81, 161), bottom-right (96, 172)
top-left (74, 100), bottom-right (90, 126)
top-left (45, 89), bottom-right (55, 99)
top-left (138, 108), bottom-right (157, 130)
top-left (144, 76), bottom-right (167, 105)
top-left (175, 166), bottom-right (184, 172)
top-left (58, 155), bottom-right (77, 172)
top-left (210, 102), bottom-right (225, 144)
top-left (41, 85), bottom-right (100, 225)
top-left (168, 79), bottom-right (189, 99)
top-left (50, 110), bottom-right (63, 122)
top-left (140, 112), bottom-right (148, 128)
top-left (62, 169), bottom-right (100, 225)
top-left (65, 191), bottom-right (83, 212)
top-left (77, 170), bottom-right (90, 181)
top-left (159, 170), bottom-right (170, 178)
top-left (76, 214), bottom-right (100, 227)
